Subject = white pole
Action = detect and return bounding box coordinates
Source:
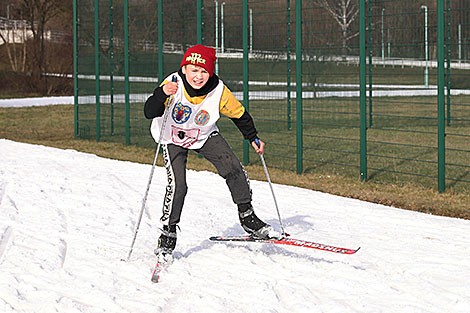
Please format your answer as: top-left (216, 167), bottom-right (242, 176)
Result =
top-left (388, 28), bottom-right (391, 57)
top-left (458, 24), bottom-right (462, 64)
top-left (215, 0), bottom-right (219, 75)
top-left (421, 5), bottom-right (429, 88)
top-left (381, 8), bottom-right (385, 60)
top-left (221, 2), bottom-right (225, 54)
top-left (254, 139), bottom-right (286, 237)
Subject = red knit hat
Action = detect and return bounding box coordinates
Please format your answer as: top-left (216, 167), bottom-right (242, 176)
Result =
top-left (180, 44), bottom-right (217, 77)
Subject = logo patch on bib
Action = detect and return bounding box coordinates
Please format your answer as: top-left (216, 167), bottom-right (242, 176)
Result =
top-left (194, 110), bottom-right (210, 126)
top-left (172, 102), bottom-right (192, 124)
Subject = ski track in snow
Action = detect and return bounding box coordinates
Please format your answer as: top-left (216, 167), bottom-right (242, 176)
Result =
top-left (0, 139), bottom-right (469, 312)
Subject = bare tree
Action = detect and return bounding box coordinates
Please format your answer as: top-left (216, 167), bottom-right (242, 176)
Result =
top-left (314, 0), bottom-right (360, 54)
top-left (20, 0), bottom-right (63, 94)
top-left (0, 18), bottom-right (27, 72)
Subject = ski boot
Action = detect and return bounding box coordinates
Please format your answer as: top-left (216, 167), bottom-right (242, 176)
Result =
top-left (238, 203), bottom-right (283, 240)
top-left (154, 225), bottom-right (177, 263)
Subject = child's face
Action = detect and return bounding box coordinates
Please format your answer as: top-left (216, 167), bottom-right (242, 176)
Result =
top-left (182, 64), bottom-right (210, 89)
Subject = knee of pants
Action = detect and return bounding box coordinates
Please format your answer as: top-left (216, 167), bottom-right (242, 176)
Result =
top-left (174, 183), bottom-right (188, 199)
top-left (224, 166), bottom-right (246, 182)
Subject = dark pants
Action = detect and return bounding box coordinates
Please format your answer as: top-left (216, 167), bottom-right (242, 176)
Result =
top-left (160, 132), bottom-right (252, 226)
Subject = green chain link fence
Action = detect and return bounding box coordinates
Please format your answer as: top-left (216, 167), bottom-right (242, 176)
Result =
top-left (74, 0), bottom-right (470, 192)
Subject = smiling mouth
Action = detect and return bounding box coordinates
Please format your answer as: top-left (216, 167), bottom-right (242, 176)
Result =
top-left (192, 80), bottom-right (204, 87)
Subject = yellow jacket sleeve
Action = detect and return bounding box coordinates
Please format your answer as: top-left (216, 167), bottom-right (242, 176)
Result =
top-left (219, 86), bottom-right (245, 118)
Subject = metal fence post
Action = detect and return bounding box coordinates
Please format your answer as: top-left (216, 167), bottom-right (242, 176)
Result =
top-left (215, 0), bottom-right (219, 75)
top-left (73, 0), bottom-right (78, 139)
top-left (360, 0), bottom-right (367, 181)
top-left (197, 0), bottom-right (203, 44)
top-left (243, 0), bottom-right (250, 166)
top-left (109, 0), bottom-right (115, 135)
top-left (287, 0), bottom-right (292, 131)
top-left (295, 0), bottom-right (302, 174)
top-left (158, 0), bottom-right (163, 84)
top-left (124, 0), bottom-right (130, 146)
top-left (437, 0), bottom-right (446, 192)
top-left (94, 0), bottom-right (100, 142)
top-left (368, 1), bottom-right (373, 128)
top-left (446, 0), bottom-right (451, 126)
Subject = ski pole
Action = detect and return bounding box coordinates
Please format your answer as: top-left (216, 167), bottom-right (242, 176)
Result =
top-left (124, 76), bottom-right (177, 262)
top-left (254, 138), bottom-right (286, 237)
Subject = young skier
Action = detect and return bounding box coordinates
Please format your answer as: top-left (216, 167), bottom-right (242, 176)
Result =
top-left (144, 44), bottom-right (281, 259)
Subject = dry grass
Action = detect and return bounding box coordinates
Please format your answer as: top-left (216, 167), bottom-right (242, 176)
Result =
top-left (1, 105), bottom-right (469, 220)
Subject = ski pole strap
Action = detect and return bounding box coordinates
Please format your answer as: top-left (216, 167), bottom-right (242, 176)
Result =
top-left (254, 138), bottom-right (263, 155)
top-left (254, 138), bottom-right (261, 148)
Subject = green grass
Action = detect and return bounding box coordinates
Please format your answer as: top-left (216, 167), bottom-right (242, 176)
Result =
top-left (1, 104), bottom-right (470, 220)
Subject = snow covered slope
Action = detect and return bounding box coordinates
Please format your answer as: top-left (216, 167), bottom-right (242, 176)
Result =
top-left (0, 139), bottom-right (469, 312)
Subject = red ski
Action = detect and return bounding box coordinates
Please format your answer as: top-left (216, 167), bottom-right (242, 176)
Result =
top-left (151, 254), bottom-right (172, 283)
top-left (150, 259), bottom-right (164, 283)
top-left (209, 235), bottom-right (360, 255)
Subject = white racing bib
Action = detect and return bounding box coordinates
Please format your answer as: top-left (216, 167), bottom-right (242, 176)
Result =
top-left (150, 73), bottom-right (223, 149)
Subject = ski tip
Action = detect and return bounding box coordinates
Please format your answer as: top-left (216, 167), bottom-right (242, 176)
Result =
top-left (348, 247), bottom-right (361, 254)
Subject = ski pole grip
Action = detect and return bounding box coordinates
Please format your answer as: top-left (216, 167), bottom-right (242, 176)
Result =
top-left (254, 138), bottom-right (261, 148)
top-left (172, 75), bottom-right (177, 82)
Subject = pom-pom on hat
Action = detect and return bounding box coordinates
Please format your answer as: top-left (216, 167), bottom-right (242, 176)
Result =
top-left (180, 44), bottom-right (217, 76)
